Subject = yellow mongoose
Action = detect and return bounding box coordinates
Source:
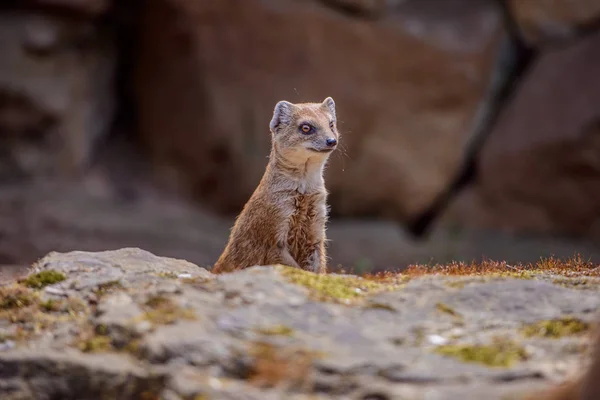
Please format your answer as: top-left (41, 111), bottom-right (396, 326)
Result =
top-left (212, 97), bottom-right (339, 274)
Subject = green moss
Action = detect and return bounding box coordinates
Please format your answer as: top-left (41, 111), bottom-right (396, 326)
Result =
top-left (255, 324), bottom-right (295, 336)
top-left (79, 335), bottom-right (113, 353)
top-left (278, 266), bottom-right (391, 303)
top-left (22, 270), bottom-right (66, 289)
top-left (521, 317), bottom-right (590, 338)
top-left (39, 299), bottom-right (61, 312)
top-left (435, 338), bottom-right (528, 368)
top-left (142, 295), bottom-right (196, 325)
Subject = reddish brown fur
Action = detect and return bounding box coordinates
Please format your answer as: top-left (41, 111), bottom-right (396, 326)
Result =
top-left (212, 98), bottom-right (339, 274)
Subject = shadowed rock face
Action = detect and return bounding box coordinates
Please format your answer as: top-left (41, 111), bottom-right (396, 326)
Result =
top-left (135, 0), bottom-right (505, 220)
top-left (0, 9), bottom-right (115, 179)
top-left (449, 29), bottom-right (600, 238)
top-left (1, 0), bottom-right (600, 273)
top-left (1, 248), bottom-right (598, 399)
top-left (507, 0), bottom-right (600, 45)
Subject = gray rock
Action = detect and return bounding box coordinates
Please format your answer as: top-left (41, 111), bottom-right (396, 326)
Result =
top-left (0, 10), bottom-right (115, 178)
top-left (1, 248), bottom-right (598, 399)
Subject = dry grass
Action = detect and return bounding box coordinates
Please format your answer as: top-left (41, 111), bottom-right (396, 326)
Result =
top-left (93, 280), bottom-right (124, 297)
top-left (0, 285), bottom-right (36, 310)
top-left (361, 254), bottom-right (599, 280)
top-left (404, 259), bottom-right (532, 278)
top-left (533, 254), bottom-right (599, 277)
top-left (74, 324), bottom-right (116, 353)
top-left (0, 284), bottom-right (89, 343)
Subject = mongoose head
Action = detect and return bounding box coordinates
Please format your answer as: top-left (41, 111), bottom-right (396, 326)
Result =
top-left (268, 97), bottom-right (339, 163)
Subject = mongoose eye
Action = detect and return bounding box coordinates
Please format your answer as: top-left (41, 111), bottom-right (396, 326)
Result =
top-left (300, 124), bottom-right (313, 134)
top-left (329, 121), bottom-right (335, 129)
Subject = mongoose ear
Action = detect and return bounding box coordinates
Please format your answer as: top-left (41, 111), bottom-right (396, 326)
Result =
top-left (269, 100), bottom-right (295, 132)
top-left (321, 97), bottom-right (336, 118)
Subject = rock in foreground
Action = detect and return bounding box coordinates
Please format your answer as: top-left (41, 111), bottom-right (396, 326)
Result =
top-left (0, 248), bottom-right (599, 399)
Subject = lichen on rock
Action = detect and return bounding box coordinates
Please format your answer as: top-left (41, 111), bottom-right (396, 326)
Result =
top-left (277, 265), bottom-right (393, 303)
top-left (434, 338), bottom-right (529, 368)
top-left (521, 317), bottom-right (590, 339)
top-left (0, 248), bottom-right (599, 399)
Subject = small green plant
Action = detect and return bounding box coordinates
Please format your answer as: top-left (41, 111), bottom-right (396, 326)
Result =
top-left (22, 270), bottom-right (66, 289)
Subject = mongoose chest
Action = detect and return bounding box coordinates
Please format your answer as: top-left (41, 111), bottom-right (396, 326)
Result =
top-left (286, 191), bottom-right (326, 267)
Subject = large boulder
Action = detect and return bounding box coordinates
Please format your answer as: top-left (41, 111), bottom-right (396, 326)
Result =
top-left (135, 0), bottom-right (505, 220)
top-left (452, 29), bottom-right (600, 237)
top-left (1, 248), bottom-right (599, 399)
top-left (507, 0), bottom-right (600, 45)
top-left (0, 9), bottom-right (115, 180)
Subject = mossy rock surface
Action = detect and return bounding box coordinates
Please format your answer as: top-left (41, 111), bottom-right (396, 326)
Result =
top-left (1, 248), bottom-right (599, 400)
top-left (278, 265), bottom-right (396, 303)
top-left (22, 270), bottom-right (66, 289)
top-left (435, 338), bottom-right (529, 368)
top-left (521, 317), bottom-right (591, 338)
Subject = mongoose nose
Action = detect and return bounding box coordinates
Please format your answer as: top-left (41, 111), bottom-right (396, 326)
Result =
top-left (326, 138), bottom-right (337, 147)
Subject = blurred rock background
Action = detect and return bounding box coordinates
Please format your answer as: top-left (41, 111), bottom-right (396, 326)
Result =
top-left (1, 0), bottom-right (600, 277)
